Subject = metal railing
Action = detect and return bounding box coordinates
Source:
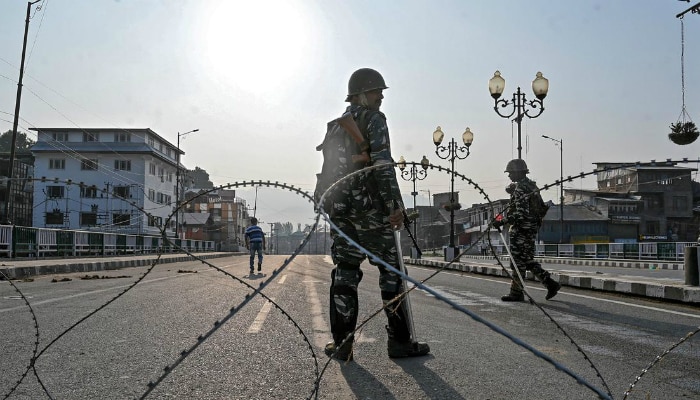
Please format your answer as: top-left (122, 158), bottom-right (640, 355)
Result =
top-left (0, 225), bottom-right (215, 258)
top-left (445, 242), bottom-right (696, 262)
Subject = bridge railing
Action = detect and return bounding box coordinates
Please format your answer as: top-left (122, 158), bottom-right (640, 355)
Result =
top-left (535, 242), bottom-right (694, 262)
top-left (0, 225), bottom-right (216, 259)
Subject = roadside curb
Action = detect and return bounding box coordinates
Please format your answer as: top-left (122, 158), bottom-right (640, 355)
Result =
top-left (0, 253), bottom-right (241, 280)
top-left (406, 258), bottom-right (700, 304)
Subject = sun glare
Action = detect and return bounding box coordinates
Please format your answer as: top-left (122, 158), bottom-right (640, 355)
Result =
top-left (203, 1), bottom-right (310, 93)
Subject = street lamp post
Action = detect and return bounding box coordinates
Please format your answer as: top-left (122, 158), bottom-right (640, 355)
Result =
top-left (433, 126), bottom-right (474, 262)
top-left (175, 128), bottom-right (199, 239)
top-left (397, 155), bottom-right (430, 258)
top-left (542, 135), bottom-right (564, 243)
top-left (489, 71), bottom-right (549, 159)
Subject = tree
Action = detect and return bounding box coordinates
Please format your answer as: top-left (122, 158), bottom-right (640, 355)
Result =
top-left (0, 130), bottom-right (35, 153)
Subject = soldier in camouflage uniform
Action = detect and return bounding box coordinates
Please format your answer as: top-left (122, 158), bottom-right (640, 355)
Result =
top-left (493, 159), bottom-right (561, 302)
top-left (324, 68), bottom-right (430, 361)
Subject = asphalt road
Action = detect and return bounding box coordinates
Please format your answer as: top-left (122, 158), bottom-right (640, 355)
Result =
top-left (2, 254), bottom-right (699, 399)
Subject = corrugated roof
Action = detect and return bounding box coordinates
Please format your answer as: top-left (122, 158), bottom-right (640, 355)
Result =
top-left (544, 204), bottom-right (608, 221)
top-left (182, 212), bottom-right (210, 225)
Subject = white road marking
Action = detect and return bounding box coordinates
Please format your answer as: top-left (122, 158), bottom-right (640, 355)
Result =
top-left (0, 274), bottom-right (182, 313)
top-left (412, 266), bottom-right (700, 319)
top-left (0, 262), bottom-right (245, 314)
top-left (247, 298), bottom-right (275, 333)
top-left (305, 278), bottom-right (329, 346)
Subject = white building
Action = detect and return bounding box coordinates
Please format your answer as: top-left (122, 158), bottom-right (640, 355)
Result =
top-left (29, 128), bottom-right (183, 236)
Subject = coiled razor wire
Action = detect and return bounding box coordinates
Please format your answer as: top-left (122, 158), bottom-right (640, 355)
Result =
top-left (1, 159), bottom-right (699, 399)
top-left (313, 161), bottom-right (613, 400)
top-left (2, 179), bottom-right (322, 400)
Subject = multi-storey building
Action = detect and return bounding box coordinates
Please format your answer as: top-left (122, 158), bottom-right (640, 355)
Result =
top-left (182, 188), bottom-right (250, 250)
top-left (29, 128), bottom-right (181, 236)
top-left (562, 161), bottom-right (699, 242)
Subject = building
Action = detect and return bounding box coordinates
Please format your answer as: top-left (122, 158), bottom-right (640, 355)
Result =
top-left (29, 128), bottom-right (181, 236)
top-left (562, 161), bottom-right (699, 242)
top-left (181, 212), bottom-right (212, 241)
top-left (182, 187), bottom-right (250, 251)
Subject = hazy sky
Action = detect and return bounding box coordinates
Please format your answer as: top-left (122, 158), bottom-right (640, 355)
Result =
top-left (1, 0), bottom-right (699, 230)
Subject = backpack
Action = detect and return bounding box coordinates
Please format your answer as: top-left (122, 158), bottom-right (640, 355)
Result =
top-left (529, 189), bottom-right (549, 227)
top-left (314, 110), bottom-right (374, 213)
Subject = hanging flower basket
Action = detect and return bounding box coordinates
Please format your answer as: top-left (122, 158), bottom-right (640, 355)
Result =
top-left (668, 121), bottom-right (699, 145)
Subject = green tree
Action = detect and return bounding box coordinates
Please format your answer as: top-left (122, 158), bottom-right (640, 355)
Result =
top-left (0, 130), bottom-right (35, 153)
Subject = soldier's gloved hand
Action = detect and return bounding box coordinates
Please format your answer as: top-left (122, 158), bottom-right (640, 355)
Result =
top-left (389, 209), bottom-right (404, 230)
top-left (492, 219), bottom-right (505, 229)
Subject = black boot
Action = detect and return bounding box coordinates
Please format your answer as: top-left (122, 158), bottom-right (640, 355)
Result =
top-left (324, 337), bottom-right (353, 361)
top-left (385, 326), bottom-right (430, 358)
top-left (501, 292), bottom-right (525, 302)
top-left (502, 279), bottom-right (525, 302)
top-left (544, 277), bottom-right (561, 300)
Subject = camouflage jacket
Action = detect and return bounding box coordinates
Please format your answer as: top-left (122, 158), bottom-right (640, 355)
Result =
top-left (504, 176), bottom-right (540, 231)
top-left (342, 104), bottom-right (404, 217)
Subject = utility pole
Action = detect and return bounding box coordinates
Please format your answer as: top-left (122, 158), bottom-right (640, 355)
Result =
top-left (5, 0), bottom-right (42, 224)
top-left (268, 222), bottom-right (274, 254)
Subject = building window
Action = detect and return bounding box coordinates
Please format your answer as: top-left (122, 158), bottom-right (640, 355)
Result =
top-left (114, 160), bottom-right (131, 171)
top-left (80, 186), bottom-right (98, 198)
top-left (149, 163), bottom-right (156, 175)
top-left (80, 212), bottom-right (97, 226)
top-left (115, 132), bottom-right (131, 142)
top-left (45, 210), bottom-right (64, 225)
top-left (81, 159), bottom-right (98, 170)
top-left (49, 159), bottom-right (65, 169)
top-left (148, 189), bottom-right (155, 202)
top-left (113, 186), bottom-right (130, 199)
top-left (167, 172), bottom-right (173, 182)
top-left (148, 137), bottom-right (155, 147)
top-left (113, 214), bottom-right (130, 226)
top-left (46, 186), bottom-right (64, 198)
top-left (148, 215), bottom-right (162, 227)
top-left (83, 132), bottom-right (99, 142)
top-left (672, 196), bottom-right (688, 211)
top-left (51, 132), bottom-right (68, 142)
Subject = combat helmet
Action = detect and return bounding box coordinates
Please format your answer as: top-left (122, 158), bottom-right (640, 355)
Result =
top-left (345, 68), bottom-right (388, 101)
top-left (504, 159), bottom-right (529, 174)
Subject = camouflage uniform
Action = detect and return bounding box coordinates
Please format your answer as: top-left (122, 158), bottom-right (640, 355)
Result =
top-left (329, 104), bottom-right (414, 346)
top-left (501, 176), bottom-right (559, 299)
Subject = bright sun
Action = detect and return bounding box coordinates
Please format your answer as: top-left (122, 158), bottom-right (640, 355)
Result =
top-left (202, 1), bottom-right (310, 93)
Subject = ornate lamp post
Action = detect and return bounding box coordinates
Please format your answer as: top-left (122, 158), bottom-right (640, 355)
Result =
top-left (397, 155), bottom-right (429, 258)
top-left (542, 135), bottom-right (564, 243)
top-left (433, 126), bottom-right (474, 262)
top-left (175, 128), bottom-right (199, 239)
top-left (489, 71), bottom-right (549, 159)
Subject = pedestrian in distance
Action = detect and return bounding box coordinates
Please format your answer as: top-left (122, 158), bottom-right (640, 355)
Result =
top-left (492, 158), bottom-right (561, 302)
top-left (244, 217), bottom-right (265, 275)
top-left (322, 68), bottom-right (430, 361)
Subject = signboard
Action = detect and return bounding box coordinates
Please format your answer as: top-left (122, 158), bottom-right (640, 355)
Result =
top-left (610, 215), bottom-right (641, 224)
top-left (639, 235), bottom-right (668, 241)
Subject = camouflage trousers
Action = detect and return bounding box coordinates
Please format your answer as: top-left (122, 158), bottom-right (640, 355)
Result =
top-left (329, 216), bottom-right (413, 344)
top-left (507, 227), bottom-right (551, 295)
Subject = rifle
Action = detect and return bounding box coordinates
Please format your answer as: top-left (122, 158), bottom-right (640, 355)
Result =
top-left (336, 112), bottom-right (370, 164)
